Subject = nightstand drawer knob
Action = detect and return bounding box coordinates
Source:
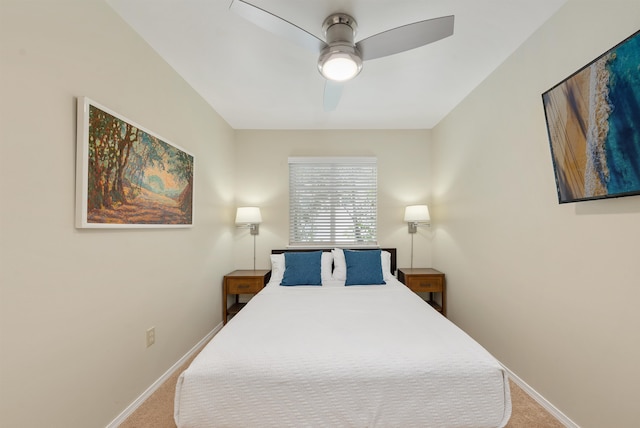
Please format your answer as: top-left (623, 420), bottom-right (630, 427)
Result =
top-left (237, 284), bottom-right (250, 289)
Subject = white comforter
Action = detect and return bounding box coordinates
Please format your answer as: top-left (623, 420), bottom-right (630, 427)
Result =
top-left (175, 278), bottom-right (511, 427)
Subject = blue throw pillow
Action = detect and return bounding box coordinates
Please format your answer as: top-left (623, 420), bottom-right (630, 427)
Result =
top-left (280, 251), bottom-right (323, 286)
top-left (344, 249), bottom-right (386, 286)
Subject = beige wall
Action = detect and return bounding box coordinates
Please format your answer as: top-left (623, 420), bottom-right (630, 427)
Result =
top-left (233, 130), bottom-right (434, 270)
top-left (432, 1), bottom-right (640, 426)
top-left (0, 1), bottom-right (235, 427)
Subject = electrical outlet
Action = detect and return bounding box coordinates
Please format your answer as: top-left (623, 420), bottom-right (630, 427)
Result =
top-left (146, 327), bottom-right (155, 348)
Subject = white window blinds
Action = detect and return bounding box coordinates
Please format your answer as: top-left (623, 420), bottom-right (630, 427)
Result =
top-left (289, 157), bottom-right (378, 246)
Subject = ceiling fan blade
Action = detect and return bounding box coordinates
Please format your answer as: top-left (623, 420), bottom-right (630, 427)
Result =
top-left (357, 15), bottom-right (454, 61)
top-left (230, 0), bottom-right (326, 53)
top-left (323, 81), bottom-right (343, 112)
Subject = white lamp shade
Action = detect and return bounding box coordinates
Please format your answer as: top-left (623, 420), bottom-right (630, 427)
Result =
top-left (235, 207), bottom-right (262, 225)
top-left (404, 205), bottom-right (430, 223)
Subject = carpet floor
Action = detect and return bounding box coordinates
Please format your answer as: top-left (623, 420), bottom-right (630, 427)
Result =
top-left (120, 351), bottom-right (564, 428)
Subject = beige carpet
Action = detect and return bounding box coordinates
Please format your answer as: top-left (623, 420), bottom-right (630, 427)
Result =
top-left (120, 353), bottom-right (564, 428)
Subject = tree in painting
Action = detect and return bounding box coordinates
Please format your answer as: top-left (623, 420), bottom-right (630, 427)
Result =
top-left (86, 105), bottom-right (193, 225)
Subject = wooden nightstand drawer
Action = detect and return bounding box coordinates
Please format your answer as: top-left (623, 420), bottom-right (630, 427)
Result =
top-left (406, 277), bottom-right (443, 292)
top-left (226, 277), bottom-right (263, 294)
top-left (223, 270), bottom-right (271, 325)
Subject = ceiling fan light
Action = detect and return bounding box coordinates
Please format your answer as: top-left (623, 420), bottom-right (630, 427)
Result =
top-left (318, 47), bottom-right (362, 82)
top-left (322, 56), bottom-right (358, 81)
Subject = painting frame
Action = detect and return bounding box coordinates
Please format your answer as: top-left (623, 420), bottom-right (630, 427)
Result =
top-left (76, 97), bottom-right (194, 228)
top-left (542, 30), bottom-right (640, 204)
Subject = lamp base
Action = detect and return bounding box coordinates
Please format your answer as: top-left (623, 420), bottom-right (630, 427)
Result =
top-left (250, 224), bottom-right (259, 235)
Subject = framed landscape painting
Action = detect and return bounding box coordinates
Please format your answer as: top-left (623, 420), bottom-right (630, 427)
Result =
top-left (542, 30), bottom-right (640, 204)
top-left (76, 97), bottom-right (194, 228)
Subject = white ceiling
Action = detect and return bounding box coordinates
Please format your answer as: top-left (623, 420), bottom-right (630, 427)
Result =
top-left (106, 0), bottom-right (567, 130)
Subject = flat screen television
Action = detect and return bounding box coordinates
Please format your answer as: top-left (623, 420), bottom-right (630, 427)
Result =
top-left (542, 30), bottom-right (640, 204)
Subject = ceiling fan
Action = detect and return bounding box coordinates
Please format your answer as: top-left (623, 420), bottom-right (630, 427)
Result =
top-left (230, 0), bottom-right (454, 111)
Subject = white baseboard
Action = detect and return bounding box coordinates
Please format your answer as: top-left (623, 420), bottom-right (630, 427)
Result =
top-left (501, 364), bottom-right (580, 428)
top-left (106, 323), bottom-right (223, 428)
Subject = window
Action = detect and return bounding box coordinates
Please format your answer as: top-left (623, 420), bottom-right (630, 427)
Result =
top-left (289, 157), bottom-right (377, 246)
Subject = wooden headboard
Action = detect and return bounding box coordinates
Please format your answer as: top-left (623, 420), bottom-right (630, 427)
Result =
top-left (271, 248), bottom-right (397, 274)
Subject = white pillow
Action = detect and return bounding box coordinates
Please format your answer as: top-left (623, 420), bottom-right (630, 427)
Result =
top-left (321, 251), bottom-right (334, 283)
top-left (270, 253), bottom-right (285, 284)
top-left (332, 248), bottom-right (394, 281)
top-left (331, 248), bottom-right (347, 280)
top-left (381, 250), bottom-right (393, 280)
top-left (270, 251), bottom-right (334, 284)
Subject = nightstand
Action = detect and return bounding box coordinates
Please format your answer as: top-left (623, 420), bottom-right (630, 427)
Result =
top-left (223, 269), bottom-right (271, 324)
top-left (397, 268), bottom-right (446, 317)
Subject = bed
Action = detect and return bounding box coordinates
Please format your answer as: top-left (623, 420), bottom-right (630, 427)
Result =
top-left (174, 248), bottom-right (512, 427)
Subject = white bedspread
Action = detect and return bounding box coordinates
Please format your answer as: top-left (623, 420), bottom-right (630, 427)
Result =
top-left (175, 278), bottom-right (511, 427)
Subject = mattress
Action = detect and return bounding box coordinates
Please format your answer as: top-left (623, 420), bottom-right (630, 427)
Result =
top-left (174, 278), bottom-right (511, 427)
